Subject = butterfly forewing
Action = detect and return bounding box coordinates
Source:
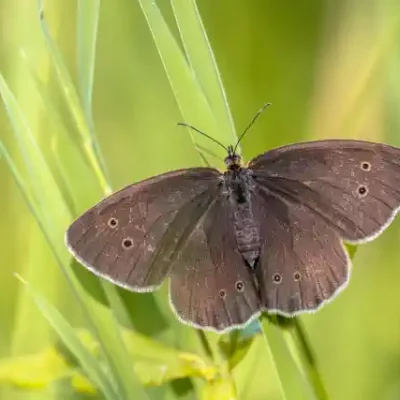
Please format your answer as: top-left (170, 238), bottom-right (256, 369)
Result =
top-left (66, 168), bottom-right (221, 291)
top-left (250, 140), bottom-right (400, 243)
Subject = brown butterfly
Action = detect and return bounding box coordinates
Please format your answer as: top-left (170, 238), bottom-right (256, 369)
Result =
top-left (66, 111), bottom-right (400, 332)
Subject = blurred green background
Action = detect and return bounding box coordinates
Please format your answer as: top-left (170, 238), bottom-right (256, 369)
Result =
top-left (1, 0), bottom-right (400, 399)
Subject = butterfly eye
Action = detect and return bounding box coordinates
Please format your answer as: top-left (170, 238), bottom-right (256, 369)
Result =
top-left (235, 281), bottom-right (244, 292)
top-left (219, 289), bottom-right (227, 299)
top-left (107, 217), bottom-right (118, 228)
top-left (357, 185), bottom-right (368, 197)
top-left (122, 237), bottom-right (134, 249)
top-left (293, 272), bottom-right (302, 281)
top-left (273, 273), bottom-right (282, 284)
top-left (360, 161), bottom-right (371, 171)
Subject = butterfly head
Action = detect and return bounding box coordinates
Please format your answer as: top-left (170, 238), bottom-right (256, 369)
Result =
top-left (178, 102), bottom-right (271, 172)
top-left (225, 145), bottom-right (242, 170)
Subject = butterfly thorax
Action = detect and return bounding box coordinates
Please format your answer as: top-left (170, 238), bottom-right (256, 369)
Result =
top-left (223, 165), bottom-right (261, 268)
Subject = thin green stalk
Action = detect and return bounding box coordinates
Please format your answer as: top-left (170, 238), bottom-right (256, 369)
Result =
top-left (260, 319), bottom-right (290, 400)
top-left (281, 319), bottom-right (328, 400)
top-left (262, 314), bottom-right (329, 400)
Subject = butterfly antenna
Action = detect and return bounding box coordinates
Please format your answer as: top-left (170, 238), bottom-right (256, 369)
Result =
top-left (177, 122), bottom-right (229, 152)
top-left (194, 144), bottom-right (225, 163)
top-left (233, 102), bottom-right (271, 153)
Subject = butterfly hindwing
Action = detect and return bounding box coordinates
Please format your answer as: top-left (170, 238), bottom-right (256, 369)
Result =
top-left (252, 187), bottom-right (348, 314)
top-left (169, 189), bottom-right (260, 332)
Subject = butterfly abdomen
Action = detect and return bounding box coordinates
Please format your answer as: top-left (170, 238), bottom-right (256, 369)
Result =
top-left (234, 204), bottom-right (261, 267)
top-left (225, 169), bottom-right (261, 267)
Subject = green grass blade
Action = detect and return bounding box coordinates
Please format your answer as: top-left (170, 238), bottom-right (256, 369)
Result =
top-left (101, 283), bottom-right (133, 330)
top-left (260, 317), bottom-right (328, 400)
top-left (76, 0), bottom-right (110, 185)
top-left (15, 274), bottom-right (120, 400)
top-left (89, 281), bottom-right (149, 400)
top-left (137, 0), bottom-right (230, 164)
top-left (259, 319), bottom-right (290, 400)
top-left (170, 0), bottom-right (236, 145)
top-left (281, 319), bottom-right (328, 400)
top-left (0, 71), bottom-right (71, 236)
top-left (0, 140), bottom-right (43, 226)
top-left (38, 0), bottom-right (111, 194)
top-left (76, 0), bottom-right (100, 117)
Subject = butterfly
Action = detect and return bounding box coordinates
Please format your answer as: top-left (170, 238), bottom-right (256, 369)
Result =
top-left (65, 108), bottom-right (400, 332)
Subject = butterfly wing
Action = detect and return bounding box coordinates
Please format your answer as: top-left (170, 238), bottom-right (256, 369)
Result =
top-left (169, 189), bottom-right (260, 332)
top-left (249, 140), bottom-right (400, 243)
top-left (66, 168), bottom-right (222, 291)
top-left (252, 187), bottom-right (348, 314)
